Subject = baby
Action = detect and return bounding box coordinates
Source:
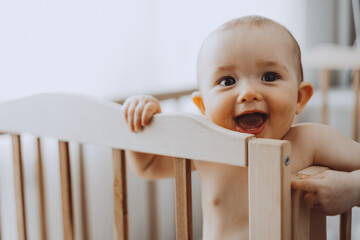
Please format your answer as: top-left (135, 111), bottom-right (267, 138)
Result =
top-left (123, 16), bottom-right (360, 239)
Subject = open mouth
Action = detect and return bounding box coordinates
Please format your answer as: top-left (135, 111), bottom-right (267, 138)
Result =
top-left (234, 112), bottom-right (268, 135)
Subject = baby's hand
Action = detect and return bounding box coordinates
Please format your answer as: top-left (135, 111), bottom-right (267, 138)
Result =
top-left (291, 170), bottom-right (360, 215)
top-left (123, 95), bottom-right (161, 132)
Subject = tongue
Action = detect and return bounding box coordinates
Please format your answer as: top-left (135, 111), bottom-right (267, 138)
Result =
top-left (237, 113), bottom-right (265, 130)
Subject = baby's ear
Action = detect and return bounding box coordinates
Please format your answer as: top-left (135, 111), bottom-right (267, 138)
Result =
top-left (296, 82), bottom-right (314, 115)
top-left (192, 91), bottom-right (206, 115)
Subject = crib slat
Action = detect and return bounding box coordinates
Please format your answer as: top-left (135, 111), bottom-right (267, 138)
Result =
top-left (12, 134), bottom-right (27, 240)
top-left (147, 181), bottom-right (158, 240)
top-left (248, 139), bottom-right (291, 240)
top-left (340, 210), bottom-right (352, 240)
top-left (58, 141), bottom-right (74, 240)
top-left (291, 188), bottom-right (310, 239)
top-left (36, 138), bottom-right (47, 240)
top-left (320, 69), bottom-right (330, 124)
top-left (174, 158), bottom-right (193, 240)
top-left (353, 69), bottom-right (360, 142)
top-left (79, 144), bottom-right (89, 240)
top-left (113, 149), bottom-right (128, 240)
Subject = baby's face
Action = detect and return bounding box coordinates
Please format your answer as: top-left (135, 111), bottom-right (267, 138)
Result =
top-left (194, 24), bottom-right (310, 139)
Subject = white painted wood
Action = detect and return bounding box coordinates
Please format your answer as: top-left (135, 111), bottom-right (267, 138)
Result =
top-left (0, 93), bottom-right (252, 166)
top-left (303, 44), bottom-right (360, 70)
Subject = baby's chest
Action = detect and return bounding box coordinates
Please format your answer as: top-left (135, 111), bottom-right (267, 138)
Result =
top-left (194, 161), bottom-right (249, 199)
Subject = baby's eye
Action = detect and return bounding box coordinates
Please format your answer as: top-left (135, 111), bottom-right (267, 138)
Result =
top-left (261, 72), bottom-right (280, 82)
top-left (218, 76), bottom-right (236, 86)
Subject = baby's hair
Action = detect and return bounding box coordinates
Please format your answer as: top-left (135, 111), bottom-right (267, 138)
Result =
top-left (197, 15), bottom-right (304, 83)
top-left (217, 15), bottom-right (304, 82)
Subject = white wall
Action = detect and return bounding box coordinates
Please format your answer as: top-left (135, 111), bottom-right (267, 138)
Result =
top-left (0, 0), bottom-right (307, 102)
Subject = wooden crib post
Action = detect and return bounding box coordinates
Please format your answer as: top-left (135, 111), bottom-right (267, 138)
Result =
top-left (78, 144), bottom-right (89, 240)
top-left (147, 181), bottom-right (158, 240)
top-left (340, 210), bottom-right (352, 240)
top-left (353, 69), bottom-right (360, 142)
top-left (12, 134), bottom-right (27, 240)
top-left (320, 69), bottom-right (330, 125)
top-left (174, 158), bottom-right (193, 240)
top-left (112, 149), bottom-right (128, 240)
top-left (248, 139), bottom-right (291, 240)
top-left (58, 141), bottom-right (74, 240)
top-left (291, 166), bottom-right (329, 240)
top-left (36, 138), bottom-right (47, 240)
top-left (291, 188), bottom-right (310, 240)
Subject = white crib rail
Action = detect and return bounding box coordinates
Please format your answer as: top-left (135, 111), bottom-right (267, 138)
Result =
top-left (0, 93), bottom-right (252, 167)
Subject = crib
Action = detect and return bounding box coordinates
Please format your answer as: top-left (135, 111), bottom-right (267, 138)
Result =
top-left (0, 91), bottom-right (353, 240)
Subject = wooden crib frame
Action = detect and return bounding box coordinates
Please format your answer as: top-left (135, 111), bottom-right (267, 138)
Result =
top-left (0, 91), bottom-right (355, 240)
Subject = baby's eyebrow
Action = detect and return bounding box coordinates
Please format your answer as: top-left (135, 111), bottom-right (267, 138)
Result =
top-left (215, 65), bottom-right (237, 72)
top-left (255, 60), bottom-right (288, 72)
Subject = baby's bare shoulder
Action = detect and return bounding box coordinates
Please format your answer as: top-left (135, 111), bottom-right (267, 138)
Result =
top-left (283, 123), bottom-right (321, 168)
top-left (285, 123), bottom-right (320, 141)
top-left (284, 123), bottom-right (334, 157)
top-left (285, 122), bottom-right (346, 152)
top-left (285, 123), bottom-right (336, 140)
top-left (286, 123), bottom-right (360, 170)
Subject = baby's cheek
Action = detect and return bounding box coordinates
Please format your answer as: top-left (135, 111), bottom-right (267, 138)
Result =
top-left (271, 106), bottom-right (295, 134)
top-left (209, 108), bottom-right (232, 129)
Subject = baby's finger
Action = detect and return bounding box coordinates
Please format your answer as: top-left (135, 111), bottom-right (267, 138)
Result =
top-left (126, 101), bottom-right (137, 132)
top-left (122, 100), bottom-right (130, 123)
top-left (300, 175), bottom-right (310, 180)
top-left (304, 192), bottom-right (320, 208)
top-left (291, 179), bottom-right (319, 193)
top-left (123, 97), bottom-right (137, 123)
top-left (141, 102), bottom-right (161, 126)
top-left (133, 101), bottom-right (147, 132)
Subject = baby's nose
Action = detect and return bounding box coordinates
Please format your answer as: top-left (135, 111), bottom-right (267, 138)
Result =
top-left (237, 81), bottom-right (262, 103)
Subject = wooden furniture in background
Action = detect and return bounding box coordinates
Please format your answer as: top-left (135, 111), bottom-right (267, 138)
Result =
top-left (303, 44), bottom-right (360, 240)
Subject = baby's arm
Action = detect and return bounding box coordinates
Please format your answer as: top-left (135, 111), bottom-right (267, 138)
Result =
top-left (311, 124), bottom-right (360, 171)
top-left (292, 169), bottom-right (360, 215)
top-left (123, 95), bottom-right (176, 180)
top-left (289, 123), bottom-right (360, 215)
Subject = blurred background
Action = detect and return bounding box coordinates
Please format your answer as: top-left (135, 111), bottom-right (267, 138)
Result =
top-left (0, 0), bottom-right (359, 239)
top-left (1, 0), bottom-right (355, 102)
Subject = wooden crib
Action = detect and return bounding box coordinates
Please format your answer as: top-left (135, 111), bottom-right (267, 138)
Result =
top-left (0, 90), bottom-right (355, 240)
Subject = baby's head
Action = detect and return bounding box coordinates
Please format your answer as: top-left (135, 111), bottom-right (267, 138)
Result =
top-left (192, 15), bottom-right (313, 139)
